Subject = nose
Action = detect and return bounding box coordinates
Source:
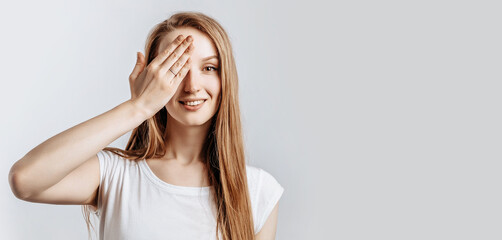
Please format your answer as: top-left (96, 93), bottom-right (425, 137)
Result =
top-left (182, 68), bottom-right (201, 93)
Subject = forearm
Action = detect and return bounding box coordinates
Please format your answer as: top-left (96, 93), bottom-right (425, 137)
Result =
top-left (9, 99), bottom-right (147, 196)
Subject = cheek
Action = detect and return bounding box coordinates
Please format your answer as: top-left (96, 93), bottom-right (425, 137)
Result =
top-left (208, 78), bottom-right (221, 98)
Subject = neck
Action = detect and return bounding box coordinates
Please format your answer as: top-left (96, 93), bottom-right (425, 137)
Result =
top-left (163, 115), bottom-right (212, 166)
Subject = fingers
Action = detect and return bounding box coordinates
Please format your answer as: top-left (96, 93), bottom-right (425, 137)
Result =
top-left (149, 35), bottom-right (186, 67)
top-left (162, 42), bottom-right (193, 77)
top-left (160, 35), bottom-right (193, 76)
top-left (169, 57), bottom-right (191, 86)
top-left (129, 52), bottom-right (146, 82)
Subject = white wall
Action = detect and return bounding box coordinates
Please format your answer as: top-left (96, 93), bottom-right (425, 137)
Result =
top-left (1, 0), bottom-right (501, 239)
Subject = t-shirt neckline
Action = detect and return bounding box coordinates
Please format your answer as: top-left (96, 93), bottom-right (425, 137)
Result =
top-left (139, 159), bottom-right (211, 196)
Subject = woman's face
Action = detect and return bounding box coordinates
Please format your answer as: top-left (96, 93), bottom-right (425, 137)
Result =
top-left (158, 27), bottom-right (221, 127)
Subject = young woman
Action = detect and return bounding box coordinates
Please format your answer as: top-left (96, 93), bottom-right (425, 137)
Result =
top-left (8, 11), bottom-right (284, 240)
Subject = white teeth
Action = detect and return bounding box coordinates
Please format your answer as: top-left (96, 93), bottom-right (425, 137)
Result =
top-left (184, 100), bottom-right (204, 106)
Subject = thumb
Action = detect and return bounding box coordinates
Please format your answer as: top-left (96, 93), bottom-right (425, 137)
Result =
top-left (129, 52), bottom-right (146, 81)
top-left (137, 52), bottom-right (146, 66)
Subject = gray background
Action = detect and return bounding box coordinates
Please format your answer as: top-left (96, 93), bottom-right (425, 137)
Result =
top-left (1, 0), bottom-right (500, 239)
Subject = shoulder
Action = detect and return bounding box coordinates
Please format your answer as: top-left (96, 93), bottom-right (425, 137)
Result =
top-left (245, 165), bottom-right (262, 185)
top-left (245, 165), bottom-right (284, 233)
top-left (96, 149), bottom-right (138, 179)
top-left (97, 149), bottom-right (137, 165)
top-left (97, 149), bottom-right (120, 163)
top-left (97, 150), bottom-right (122, 171)
top-left (245, 165), bottom-right (282, 189)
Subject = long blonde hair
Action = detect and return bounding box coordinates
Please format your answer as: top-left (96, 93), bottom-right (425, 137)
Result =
top-left (82, 11), bottom-right (254, 240)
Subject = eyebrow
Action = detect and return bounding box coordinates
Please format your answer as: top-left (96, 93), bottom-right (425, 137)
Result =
top-left (202, 55), bottom-right (219, 62)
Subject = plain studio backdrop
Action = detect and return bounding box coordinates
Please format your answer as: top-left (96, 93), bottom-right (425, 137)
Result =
top-left (1, 0), bottom-right (500, 239)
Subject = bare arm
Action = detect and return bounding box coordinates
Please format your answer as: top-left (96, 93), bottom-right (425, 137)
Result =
top-left (8, 100), bottom-right (147, 200)
top-left (8, 34), bottom-right (193, 206)
top-left (255, 202), bottom-right (280, 240)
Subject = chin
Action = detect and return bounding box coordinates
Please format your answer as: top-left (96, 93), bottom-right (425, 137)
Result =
top-left (169, 110), bottom-right (215, 127)
top-left (180, 117), bottom-right (211, 126)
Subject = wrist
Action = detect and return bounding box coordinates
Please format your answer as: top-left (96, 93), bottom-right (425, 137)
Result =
top-left (125, 99), bottom-right (152, 121)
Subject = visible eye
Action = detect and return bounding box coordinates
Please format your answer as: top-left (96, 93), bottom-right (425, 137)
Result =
top-left (204, 66), bottom-right (218, 72)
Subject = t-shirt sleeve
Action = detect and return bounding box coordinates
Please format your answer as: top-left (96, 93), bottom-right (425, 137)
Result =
top-left (95, 149), bottom-right (121, 214)
top-left (255, 168), bottom-right (284, 233)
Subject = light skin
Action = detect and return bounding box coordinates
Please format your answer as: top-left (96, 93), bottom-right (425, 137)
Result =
top-left (141, 27), bottom-right (221, 188)
top-left (132, 27), bottom-right (279, 238)
top-left (9, 25), bottom-right (278, 239)
top-left (256, 203), bottom-right (279, 239)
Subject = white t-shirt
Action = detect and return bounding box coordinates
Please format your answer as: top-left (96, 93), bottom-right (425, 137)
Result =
top-left (91, 150), bottom-right (284, 240)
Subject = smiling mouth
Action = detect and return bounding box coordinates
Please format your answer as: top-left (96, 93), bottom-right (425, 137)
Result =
top-left (178, 100), bottom-right (207, 106)
top-left (178, 99), bottom-right (207, 111)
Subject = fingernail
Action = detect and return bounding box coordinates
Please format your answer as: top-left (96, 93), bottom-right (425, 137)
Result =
top-left (187, 35), bottom-right (193, 42)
